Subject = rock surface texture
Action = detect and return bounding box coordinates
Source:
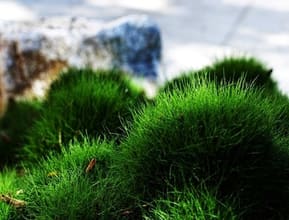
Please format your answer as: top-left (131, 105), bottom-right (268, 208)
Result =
top-left (0, 15), bottom-right (161, 99)
top-left (90, 16), bottom-right (161, 78)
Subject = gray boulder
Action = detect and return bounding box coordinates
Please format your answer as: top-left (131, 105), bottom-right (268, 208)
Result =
top-left (87, 15), bottom-right (161, 79)
top-left (0, 15), bottom-right (162, 98)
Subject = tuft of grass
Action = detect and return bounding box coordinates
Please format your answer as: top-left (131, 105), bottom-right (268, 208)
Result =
top-left (110, 80), bottom-right (289, 218)
top-left (22, 68), bottom-right (146, 163)
top-left (144, 186), bottom-right (238, 220)
top-left (18, 138), bottom-right (115, 219)
top-left (0, 169), bottom-right (24, 219)
top-left (270, 92), bottom-right (289, 135)
top-left (0, 99), bottom-right (42, 168)
top-left (161, 56), bottom-right (276, 93)
top-left (208, 56), bottom-right (275, 89)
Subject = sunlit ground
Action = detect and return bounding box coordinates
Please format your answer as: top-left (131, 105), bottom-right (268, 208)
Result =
top-left (1, 0), bottom-right (289, 94)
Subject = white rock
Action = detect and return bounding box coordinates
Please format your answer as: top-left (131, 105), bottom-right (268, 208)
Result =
top-left (0, 15), bottom-right (162, 98)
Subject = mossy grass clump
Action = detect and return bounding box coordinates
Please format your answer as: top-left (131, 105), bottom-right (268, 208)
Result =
top-left (23, 68), bottom-right (146, 163)
top-left (145, 186), bottom-right (238, 220)
top-left (161, 56), bottom-right (276, 93)
top-left (0, 169), bottom-right (24, 219)
top-left (0, 99), bottom-right (42, 168)
top-left (110, 81), bottom-right (289, 218)
top-left (208, 56), bottom-right (275, 89)
top-left (18, 138), bottom-right (115, 219)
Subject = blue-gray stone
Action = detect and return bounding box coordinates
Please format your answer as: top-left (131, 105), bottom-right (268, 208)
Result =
top-left (95, 15), bottom-right (162, 79)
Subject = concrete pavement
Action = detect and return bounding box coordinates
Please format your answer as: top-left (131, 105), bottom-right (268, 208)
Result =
top-left (1, 0), bottom-right (289, 94)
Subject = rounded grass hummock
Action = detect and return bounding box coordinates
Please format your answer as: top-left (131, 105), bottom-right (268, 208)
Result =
top-left (0, 99), bottom-right (42, 168)
top-left (0, 169), bottom-right (24, 219)
top-left (23, 68), bottom-right (146, 163)
top-left (16, 138), bottom-right (115, 220)
top-left (208, 56), bottom-right (275, 89)
top-left (161, 56), bottom-right (276, 94)
top-left (110, 81), bottom-right (289, 219)
top-left (144, 186), bottom-right (238, 220)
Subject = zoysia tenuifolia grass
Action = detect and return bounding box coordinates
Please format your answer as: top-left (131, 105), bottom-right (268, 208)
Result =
top-left (112, 80), bottom-right (289, 219)
top-left (23, 68), bottom-right (146, 163)
top-left (162, 56), bottom-right (276, 93)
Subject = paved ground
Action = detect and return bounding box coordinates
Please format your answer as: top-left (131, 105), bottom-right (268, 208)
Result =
top-left (1, 0), bottom-right (289, 94)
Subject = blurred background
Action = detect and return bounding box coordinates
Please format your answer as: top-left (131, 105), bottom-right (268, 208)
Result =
top-left (1, 0), bottom-right (289, 94)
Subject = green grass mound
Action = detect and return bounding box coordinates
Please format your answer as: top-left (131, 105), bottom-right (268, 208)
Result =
top-left (145, 186), bottom-right (238, 220)
top-left (110, 81), bottom-right (289, 219)
top-left (0, 169), bottom-right (24, 219)
top-left (16, 139), bottom-right (114, 219)
top-left (162, 56), bottom-right (276, 93)
top-left (23, 68), bottom-right (146, 163)
top-left (0, 100), bottom-right (42, 168)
